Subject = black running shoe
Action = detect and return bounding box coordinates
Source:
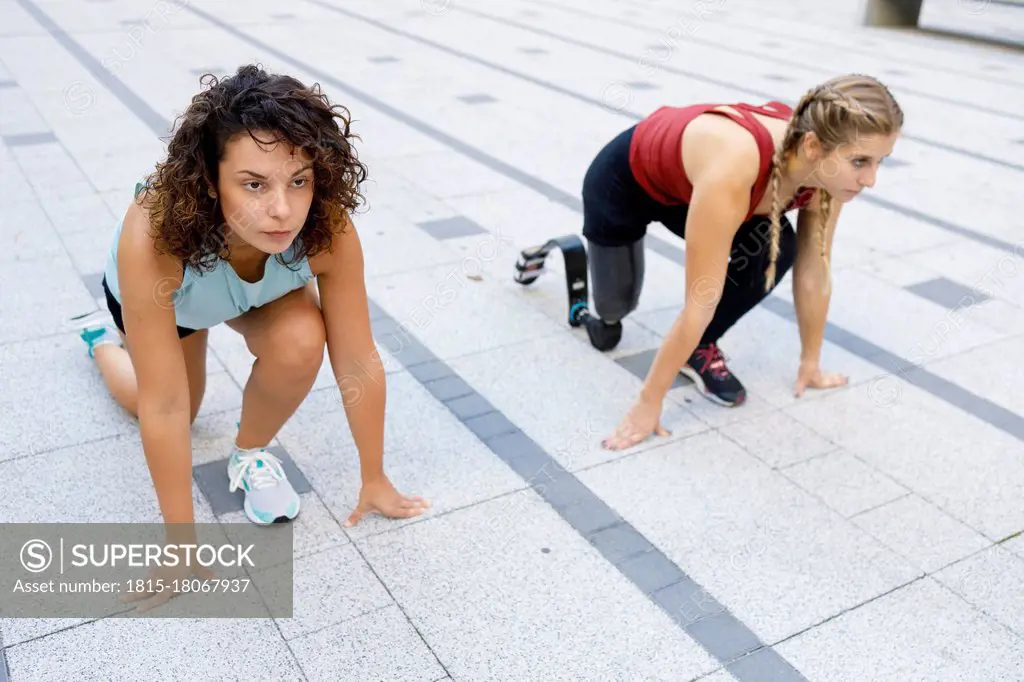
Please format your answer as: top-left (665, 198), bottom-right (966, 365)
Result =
top-left (680, 343), bottom-right (747, 407)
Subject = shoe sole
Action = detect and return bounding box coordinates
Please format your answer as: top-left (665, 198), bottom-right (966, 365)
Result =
top-left (678, 366), bottom-right (745, 408)
top-left (70, 309), bottom-right (113, 330)
top-left (243, 496), bottom-right (301, 526)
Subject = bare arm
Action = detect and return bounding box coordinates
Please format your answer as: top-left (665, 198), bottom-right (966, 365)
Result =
top-left (117, 201), bottom-right (195, 536)
top-left (639, 164), bottom-right (753, 405)
top-left (793, 194), bottom-right (841, 363)
top-left (312, 216), bottom-right (387, 485)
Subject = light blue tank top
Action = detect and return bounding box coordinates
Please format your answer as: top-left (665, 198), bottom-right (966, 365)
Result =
top-left (104, 182), bottom-right (316, 330)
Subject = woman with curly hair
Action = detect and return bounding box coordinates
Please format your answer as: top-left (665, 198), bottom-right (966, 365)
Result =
top-left (77, 65), bottom-right (429, 532)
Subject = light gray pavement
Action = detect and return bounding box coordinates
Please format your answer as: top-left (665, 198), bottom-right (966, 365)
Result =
top-left (1, 0), bottom-right (1023, 680)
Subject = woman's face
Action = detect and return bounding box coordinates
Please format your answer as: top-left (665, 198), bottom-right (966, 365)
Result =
top-left (809, 131), bottom-right (899, 202)
top-left (216, 131), bottom-right (315, 254)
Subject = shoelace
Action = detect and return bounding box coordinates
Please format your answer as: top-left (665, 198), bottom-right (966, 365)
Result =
top-left (229, 449), bottom-right (285, 492)
top-left (693, 345), bottom-right (731, 380)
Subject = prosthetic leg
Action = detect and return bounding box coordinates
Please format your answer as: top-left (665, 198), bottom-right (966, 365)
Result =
top-left (513, 234), bottom-right (623, 351)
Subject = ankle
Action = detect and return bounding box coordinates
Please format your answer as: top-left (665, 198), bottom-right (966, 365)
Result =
top-left (91, 341), bottom-right (122, 361)
top-left (234, 438), bottom-right (270, 452)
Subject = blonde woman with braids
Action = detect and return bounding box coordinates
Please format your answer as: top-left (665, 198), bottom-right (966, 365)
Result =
top-left (572, 74), bottom-right (904, 450)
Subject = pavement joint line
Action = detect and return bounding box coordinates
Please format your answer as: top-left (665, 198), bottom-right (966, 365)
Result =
top-left (451, 3), bottom-right (1024, 173)
top-left (528, 0), bottom-right (1024, 123)
top-left (367, 299), bottom-right (809, 678)
top-left (311, 0), bottom-right (1023, 255)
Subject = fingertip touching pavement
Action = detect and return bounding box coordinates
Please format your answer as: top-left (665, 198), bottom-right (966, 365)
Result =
top-left (2, 0), bottom-right (1023, 680)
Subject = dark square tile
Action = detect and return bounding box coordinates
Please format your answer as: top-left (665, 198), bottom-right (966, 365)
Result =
top-left (422, 375), bottom-right (474, 402)
top-left (444, 393), bottom-right (495, 421)
top-left (416, 216), bottom-right (487, 240)
top-left (462, 411), bottom-right (518, 440)
top-left (615, 350), bottom-right (687, 389)
top-left (406, 359), bottom-right (454, 383)
top-left (2, 132), bottom-right (57, 147)
top-left (80, 272), bottom-right (105, 301)
top-left (376, 335), bottom-right (436, 368)
top-left (905, 276), bottom-right (990, 310)
top-left (587, 521), bottom-right (655, 564)
top-left (684, 611), bottom-right (762, 661)
top-left (193, 445), bottom-right (311, 517)
top-left (618, 549), bottom-right (685, 595)
top-left (457, 93), bottom-right (497, 105)
top-left (726, 647), bottom-right (806, 680)
top-left (484, 430), bottom-right (550, 477)
top-left (652, 577), bottom-right (724, 626)
top-left (556, 497), bottom-right (622, 536)
top-left (624, 80), bottom-right (659, 90)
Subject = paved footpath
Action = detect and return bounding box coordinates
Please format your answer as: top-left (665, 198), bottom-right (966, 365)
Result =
top-left (1, 0), bottom-right (1023, 680)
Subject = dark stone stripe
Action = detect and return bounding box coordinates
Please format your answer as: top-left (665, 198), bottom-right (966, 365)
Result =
top-left (12, 0), bottom-right (172, 138)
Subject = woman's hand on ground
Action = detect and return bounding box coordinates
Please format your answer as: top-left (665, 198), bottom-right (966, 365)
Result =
top-left (345, 476), bottom-right (430, 527)
top-left (794, 360), bottom-right (848, 397)
top-left (602, 397), bottom-right (671, 451)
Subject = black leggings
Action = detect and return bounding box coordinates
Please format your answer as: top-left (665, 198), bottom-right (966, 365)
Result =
top-left (581, 125), bottom-right (796, 345)
top-left (102, 276), bottom-right (199, 339)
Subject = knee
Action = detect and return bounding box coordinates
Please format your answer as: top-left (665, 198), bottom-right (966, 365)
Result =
top-left (593, 288), bottom-right (639, 324)
top-left (189, 395), bottom-right (203, 426)
top-left (588, 240), bottom-right (644, 324)
top-left (260, 312), bottom-right (326, 376)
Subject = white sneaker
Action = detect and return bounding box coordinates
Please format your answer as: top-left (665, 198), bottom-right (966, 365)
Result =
top-left (227, 446), bottom-right (301, 525)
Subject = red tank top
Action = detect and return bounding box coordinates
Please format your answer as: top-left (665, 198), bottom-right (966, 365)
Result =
top-left (628, 101), bottom-right (815, 220)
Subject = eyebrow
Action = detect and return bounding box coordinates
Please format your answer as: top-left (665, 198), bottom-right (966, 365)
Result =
top-left (236, 164), bottom-right (313, 179)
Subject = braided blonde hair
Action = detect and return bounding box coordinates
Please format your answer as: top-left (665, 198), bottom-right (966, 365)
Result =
top-left (763, 74), bottom-right (903, 292)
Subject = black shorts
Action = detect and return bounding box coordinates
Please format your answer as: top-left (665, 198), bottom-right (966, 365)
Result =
top-left (581, 124), bottom-right (691, 248)
top-left (102, 275), bottom-right (199, 339)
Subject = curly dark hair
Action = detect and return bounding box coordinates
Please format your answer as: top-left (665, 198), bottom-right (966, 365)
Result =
top-left (139, 64), bottom-right (368, 272)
